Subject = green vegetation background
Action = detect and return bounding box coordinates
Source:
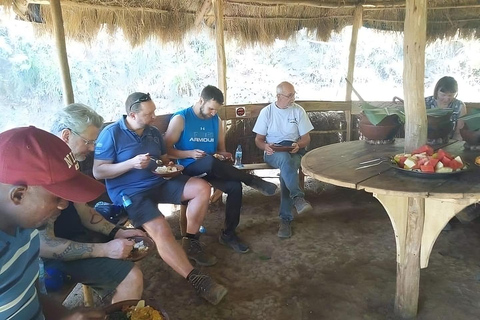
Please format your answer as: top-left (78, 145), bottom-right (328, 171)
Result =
top-left (1, 12), bottom-right (479, 131)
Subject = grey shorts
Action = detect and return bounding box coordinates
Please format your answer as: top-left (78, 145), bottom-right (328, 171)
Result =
top-left (44, 257), bottom-right (134, 299)
top-left (127, 174), bottom-right (190, 227)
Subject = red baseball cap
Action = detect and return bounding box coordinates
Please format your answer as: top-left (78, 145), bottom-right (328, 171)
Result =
top-left (0, 126), bottom-right (104, 202)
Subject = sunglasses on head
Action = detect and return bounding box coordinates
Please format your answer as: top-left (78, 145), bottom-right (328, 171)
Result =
top-left (128, 93), bottom-right (151, 112)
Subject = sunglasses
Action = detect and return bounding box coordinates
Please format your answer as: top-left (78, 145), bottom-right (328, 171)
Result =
top-left (128, 93), bottom-right (151, 112)
top-left (70, 129), bottom-right (96, 146)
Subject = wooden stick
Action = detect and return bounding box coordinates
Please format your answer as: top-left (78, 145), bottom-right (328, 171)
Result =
top-left (50, 0), bottom-right (74, 105)
top-left (194, 0), bottom-right (212, 27)
top-left (345, 5), bottom-right (363, 104)
top-left (213, 0), bottom-right (227, 102)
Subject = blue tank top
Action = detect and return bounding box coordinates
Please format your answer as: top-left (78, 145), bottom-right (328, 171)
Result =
top-left (173, 106), bottom-right (219, 167)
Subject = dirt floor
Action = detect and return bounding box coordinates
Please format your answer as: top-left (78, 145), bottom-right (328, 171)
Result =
top-left (65, 174), bottom-right (480, 320)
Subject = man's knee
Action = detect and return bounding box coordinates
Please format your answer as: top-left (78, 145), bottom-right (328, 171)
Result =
top-left (186, 177), bottom-right (211, 198)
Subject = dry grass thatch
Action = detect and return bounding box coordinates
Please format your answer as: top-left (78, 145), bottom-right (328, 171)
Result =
top-left (3, 0), bottom-right (480, 46)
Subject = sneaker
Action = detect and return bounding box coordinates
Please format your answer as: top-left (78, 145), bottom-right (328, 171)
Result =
top-left (293, 197), bottom-right (313, 215)
top-left (182, 237), bottom-right (218, 266)
top-left (219, 233), bottom-right (250, 253)
top-left (249, 176), bottom-right (278, 196)
top-left (277, 220), bottom-right (292, 238)
top-left (188, 268), bottom-right (228, 305)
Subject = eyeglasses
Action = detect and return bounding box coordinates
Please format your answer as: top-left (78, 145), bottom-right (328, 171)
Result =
top-left (70, 129), bottom-right (96, 146)
top-left (128, 93), bottom-right (151, 112)
top-left (279, 92), bottom-right (296, 99)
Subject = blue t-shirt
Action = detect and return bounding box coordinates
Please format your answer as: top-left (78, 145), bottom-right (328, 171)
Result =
top-left (94, 116), bottom-right (167, 205)
top-left (173, 106), bottom-right (219, 167)
top-left (0, 228), bottom-right (44, 320)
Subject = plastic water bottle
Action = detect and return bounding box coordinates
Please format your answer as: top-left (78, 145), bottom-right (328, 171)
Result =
top-left (234, 144), bottom-right (243, 168)
top-left (38, 257), bottom-right (47, 294)
top-left (121, 192), bottom-right (132, 208)
top-left (199, 225), bottom-right (206, 234)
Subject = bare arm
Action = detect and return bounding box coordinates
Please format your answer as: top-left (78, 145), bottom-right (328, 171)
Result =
top-left (164, 115), bottom-right (206, 160)
top-left (290, 133), bottom-right (311, 154)
top-left (39, 217), bottom-right (135, 261)
top-left (74, 202), bottom-right (115, 236)
top-left (255, 133), bottom-right (274, 155)
top-left (93, 153), bottom-right (151, 180)
top-left (39, 218), bottom-right (105, 261)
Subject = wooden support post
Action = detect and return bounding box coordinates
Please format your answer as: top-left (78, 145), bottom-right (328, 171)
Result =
top-left (50, 0), bottom-right (74, 105)
top-left (403, 0), bottom-right (427, 152)
top-left (213, 0), bottom-right (227, 102)
top-left (345, 5), bottom-right (362, 142)
top-left (345, 5), bottom-right (363, 102)
top-left (395, 197), bottom-right (424, 319)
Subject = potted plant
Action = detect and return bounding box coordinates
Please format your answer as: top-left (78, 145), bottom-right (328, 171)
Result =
top-left (359, 102), bottom-right (405, 141)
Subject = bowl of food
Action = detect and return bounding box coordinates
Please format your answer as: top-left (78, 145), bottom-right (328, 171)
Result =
top-left (213, 153), bottom-right (232, 161)
top-left (152, 164), bottom-right (183, 178)
top-left (390, 145), bottom-right (469, 178)
top-left (105, 299), bottom-right (169, 320)
top-left (127, 236), bottom-right (155, 262)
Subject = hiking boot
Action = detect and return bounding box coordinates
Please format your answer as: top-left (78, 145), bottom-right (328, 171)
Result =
top-left (249, 176), bottom-right (278, 196)
top-left (293, 197), bottom-right (313, 215)
top-left (187, 268), bottom-right (228, 305)
top-left (182, 237), bottom-right (217, 266)
top-left (219, 232), bottom-right (250, 253)
top-left (277, 220), bottom-right (292, 238)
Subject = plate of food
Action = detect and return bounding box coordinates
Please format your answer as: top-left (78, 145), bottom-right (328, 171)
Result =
top-left (271, 144), bottom-right (295, 152)
top-left (104, 299), bottom-right (169, 320)
top-left (127, 236), bottom-right (155, 262)
top-left (213, 153), bottom-right (232, 161)
top-left (390, 145), bottom-right (469, 178)
top-left (152, 164), bottom-right (184, 178)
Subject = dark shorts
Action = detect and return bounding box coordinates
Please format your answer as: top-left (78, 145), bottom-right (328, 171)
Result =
top-left (44, 257), bottom-right (134, 299)
top-left (127, 174), bottom-right (190, 227)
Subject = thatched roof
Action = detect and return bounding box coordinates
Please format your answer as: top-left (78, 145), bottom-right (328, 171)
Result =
top-left (3, 0), bottom-right (480, 46)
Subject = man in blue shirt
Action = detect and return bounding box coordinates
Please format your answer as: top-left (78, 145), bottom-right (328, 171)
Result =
top-left (165, 85), bottom-right (277, 253)
top-left (0, 126), bottom-right (105, 320)
top-left (93, 92), bottom-right (227, 305)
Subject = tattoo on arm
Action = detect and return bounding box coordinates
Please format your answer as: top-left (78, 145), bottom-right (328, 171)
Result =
top-left (52, 243), bottom-right (95, 260)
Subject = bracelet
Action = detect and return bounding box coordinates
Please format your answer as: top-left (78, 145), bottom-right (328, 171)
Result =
top-left (108, 226), bottom-right (125, 239)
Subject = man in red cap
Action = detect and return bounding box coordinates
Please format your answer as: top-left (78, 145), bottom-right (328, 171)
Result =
top-left (0, 126), bottom-right (105, 320)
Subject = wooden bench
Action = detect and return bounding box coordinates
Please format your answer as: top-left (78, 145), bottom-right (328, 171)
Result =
top-left (217, 101), bottom-right (354, 191)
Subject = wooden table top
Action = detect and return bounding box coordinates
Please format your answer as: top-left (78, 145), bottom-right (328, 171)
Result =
top-left (301, 139), bottom-right (480, 199)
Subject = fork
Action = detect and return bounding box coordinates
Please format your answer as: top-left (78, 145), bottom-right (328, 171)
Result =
top-left (355, 159), bottom-right (387, 170)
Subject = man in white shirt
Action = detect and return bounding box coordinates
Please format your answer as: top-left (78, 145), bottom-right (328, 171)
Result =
top-left (253, 81), bottom-right (314, 238)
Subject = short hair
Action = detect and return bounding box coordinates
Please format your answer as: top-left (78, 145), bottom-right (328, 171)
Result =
top-left (200, 85), bottom-right (224, 105)
top-left (50, 103), bottom-right (104, 134)
top-left (276, 81), bottom-right (293, 95)
top-left (433, 76), bottom-right (458, 99)
top-left (125, 92), bottom-right (151, 114)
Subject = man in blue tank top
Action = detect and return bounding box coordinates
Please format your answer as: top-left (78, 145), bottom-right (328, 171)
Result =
top-left (165, 85), bottom-right (278, 254)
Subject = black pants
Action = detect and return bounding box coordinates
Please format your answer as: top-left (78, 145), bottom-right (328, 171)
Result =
top-left (183, 155), bottom-right (255, 235)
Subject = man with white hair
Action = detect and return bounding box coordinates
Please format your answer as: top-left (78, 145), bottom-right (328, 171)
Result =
top-left (253, 81), bottom-right (314, 238)
top-left (43, 103), bottom-right (145, 303)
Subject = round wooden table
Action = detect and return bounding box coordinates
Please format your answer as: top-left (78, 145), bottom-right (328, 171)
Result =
top-left (301, 139), bottom-right (480, 319)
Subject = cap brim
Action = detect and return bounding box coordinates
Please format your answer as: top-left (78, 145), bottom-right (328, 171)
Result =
top-left (43, 173), bottom-right (105, 203)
